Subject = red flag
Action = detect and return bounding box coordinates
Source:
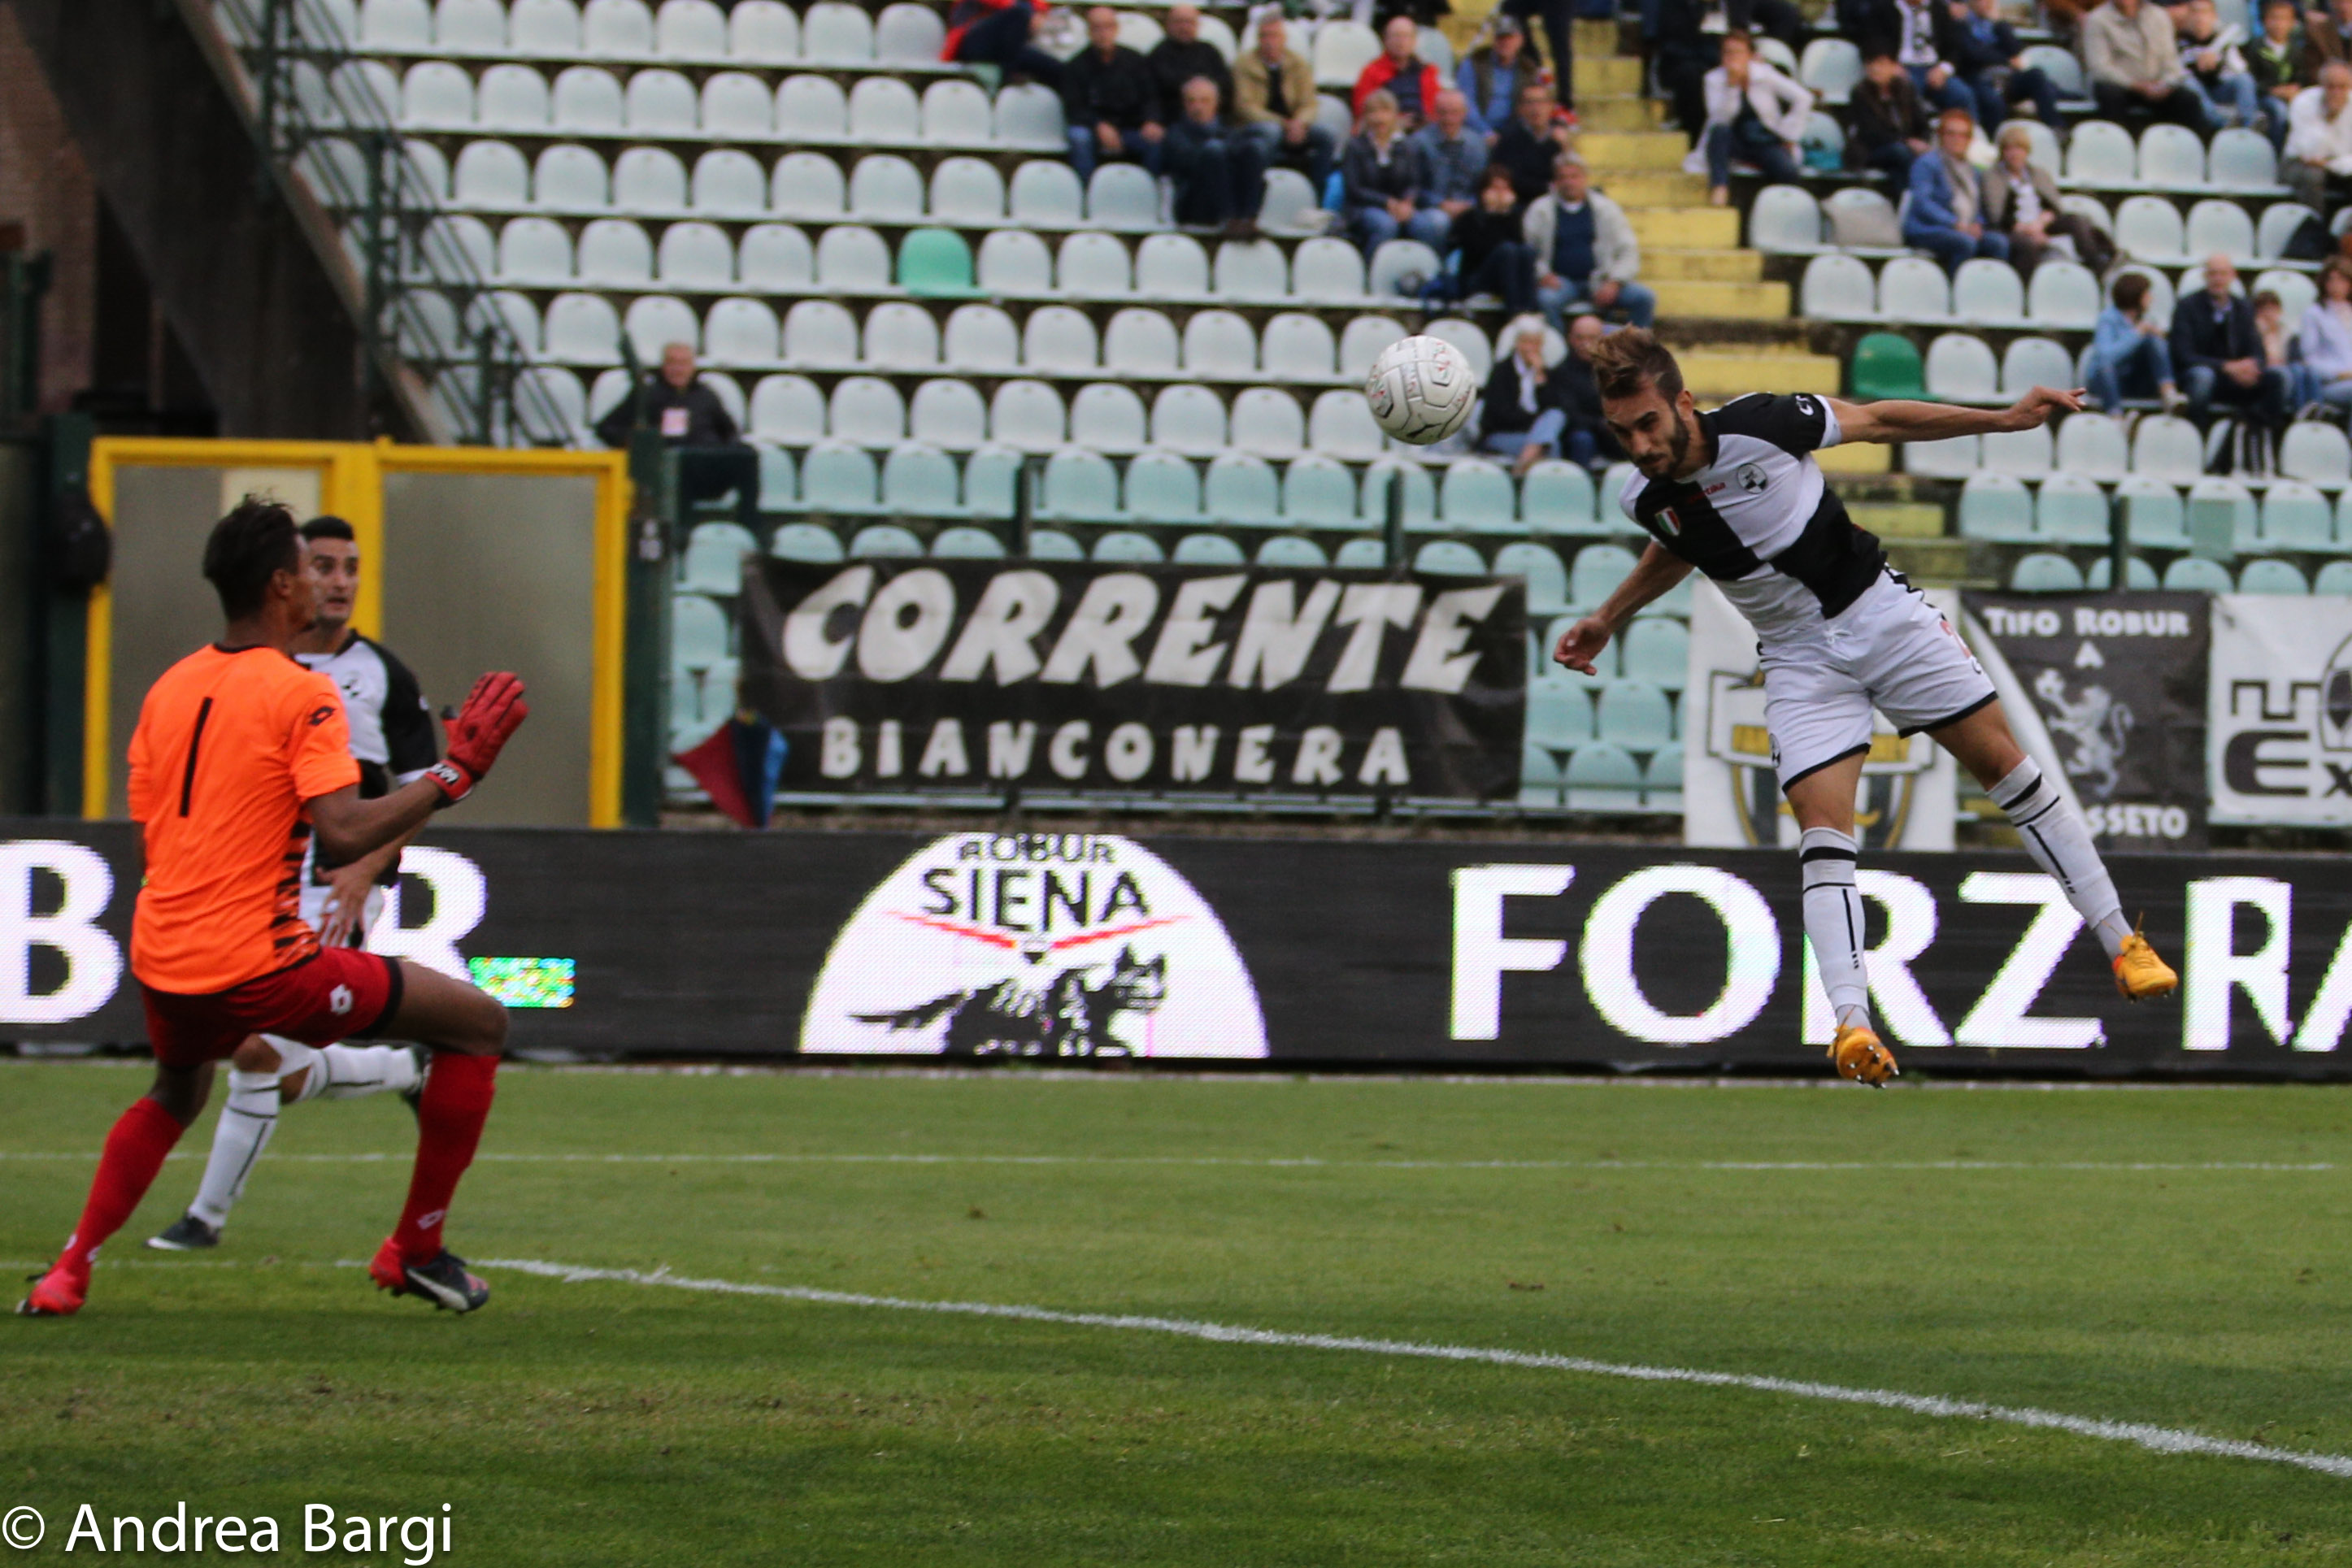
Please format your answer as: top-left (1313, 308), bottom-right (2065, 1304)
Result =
top-left (672, 721), bottom-right (759, 827)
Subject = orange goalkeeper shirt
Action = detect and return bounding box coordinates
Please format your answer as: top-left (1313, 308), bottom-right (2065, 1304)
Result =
top-left (127, 644), bottom-right (363, 994)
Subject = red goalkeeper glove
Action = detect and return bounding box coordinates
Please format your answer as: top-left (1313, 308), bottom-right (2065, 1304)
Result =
top-left (424, 671), bottom-right (528, 807)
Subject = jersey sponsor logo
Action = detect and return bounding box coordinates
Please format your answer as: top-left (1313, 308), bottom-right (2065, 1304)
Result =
top-left (802, 832), bottom-right (1267, 1058)
top-left (1736, 463), bottom-right (1768, 494)
top-left (1793, 394), bottom-right (1819, 418)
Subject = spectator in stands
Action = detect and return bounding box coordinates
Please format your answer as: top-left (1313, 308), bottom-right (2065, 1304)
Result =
top-left (2172, 253), bottom-right (2293, 432)
top-left (2286, 59), bottom-right (2352, 210)
top-left (1526, 153), bottom-right (1659, 328)
top-left (1941, 0), bottom-right (2063, 130)
top-left (1234, 15), bottom-right (1336, 193)
top-left (2293, 256), bottom-right (2352, 408)
top-left (2176, 0), bottom-right (2268, 132)
top-left (1689, 29), bottom-right (1812, 207)
top-left (2087, 272), bottom-right (2185, 413)
top-left (942, 0), bottom-right (1063, 87)
top-left (1063, 6), bottom-right (1163, 183)
top-left (1480, 318), bottom-right (1571, 474)
top-left (1459, 15), bottom-right (1542, 139)
top-left (1855, 0), bottom-right (1985, 118)
top-left (2254, 0), bottom-right (2312, 141)
top-left (1424, 164), bottom-right (1540, 314)
top-left (1344, 89), bottom-right (1450, 250)
top-left (1985, 121), bottom-right (2117, 275)
top-left (1652, 0), bottom-right (1721, 140)
top-left (1167, 76), bottom-right (1267, 235)
top-left (1554, 313), bottom-right (1624, 469)
top-left (1493, 80), bottom-right (1577, 200)
top-left (1502, 0), bottom-right (1577, 111)
top-left (595, 342), bottom-right (759, 530)
top-left (1355, 15), bottom-right (1444, 128)
top-left (1902, 107), bottom-right (2011, 272)
top-left (2305, 0), bottom-right (2352, 72)
top-left (1415, 90), bottom-right (1487, 220)
top-left (1850, 48), bottom-right (1934, 182)
top-left (2084, 0), bottom-right (2210, 128)
top-left (2254, 287), bottom-right (2320, 408)
top-left (1148, 4), bottom-right (1229, 125)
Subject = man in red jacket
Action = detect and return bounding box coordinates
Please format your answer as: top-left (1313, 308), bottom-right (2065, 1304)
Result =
top-left (1354, 15), bottom-right (1443, 128)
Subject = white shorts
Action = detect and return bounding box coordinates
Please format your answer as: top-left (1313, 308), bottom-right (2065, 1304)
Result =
top-left (298, 881), bottom-right (387, 950)
top-left (1759, 571), bottom-right (1996, 791)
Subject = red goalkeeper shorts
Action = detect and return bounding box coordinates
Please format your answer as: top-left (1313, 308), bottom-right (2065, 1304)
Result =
top-left (141, 948), bottom-right (405, 1069)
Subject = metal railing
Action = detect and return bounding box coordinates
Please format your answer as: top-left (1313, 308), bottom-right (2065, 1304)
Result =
top-left (207, 0), bottom-right (570, 445)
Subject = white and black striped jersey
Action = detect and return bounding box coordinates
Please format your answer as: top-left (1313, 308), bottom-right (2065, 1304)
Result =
top-left (1615, 393), bottom-right (1887, 633)
top-left (296, 632), bottom-right (439, 798)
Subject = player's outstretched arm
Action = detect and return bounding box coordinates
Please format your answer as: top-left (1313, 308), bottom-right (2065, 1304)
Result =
top-left (1553, 542), bottom-right (1692, 676)
top-left (1827, 386), bottom-right (2086, 445)
top-left (308, 672), bottom-right (528, 866)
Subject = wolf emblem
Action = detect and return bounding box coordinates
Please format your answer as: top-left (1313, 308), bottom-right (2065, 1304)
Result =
top-left (854, 947), bottom-right (1169, 1058)
top-left (2033, 667), bottom-right (2132, 799)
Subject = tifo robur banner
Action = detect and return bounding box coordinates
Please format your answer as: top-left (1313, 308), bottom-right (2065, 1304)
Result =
top-left (1680, 580), bottom-right (1958, 851)
top-left (1962, 592), bottom-right (2210, 851)
top-left (2206, 594), bottom-right (2352, 827)
top-left (11, 822), bottom-right (2352, 1075)
top-left (739, 559), bottom-right (1527, 801)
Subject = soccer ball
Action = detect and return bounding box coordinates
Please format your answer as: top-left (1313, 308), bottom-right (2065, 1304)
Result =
top-left (1364, 335), bottom-right (1479, 445)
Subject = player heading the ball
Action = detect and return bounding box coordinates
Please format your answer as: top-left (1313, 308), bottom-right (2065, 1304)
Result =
top-left (20, 498), bottom-right (529, 1318)
top-left (1550, 330), bottom-right (2176, 1086)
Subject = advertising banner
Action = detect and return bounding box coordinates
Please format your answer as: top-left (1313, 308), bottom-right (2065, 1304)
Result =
top-left (1681, 580), bottom-right (1957, 851)
top-left (1962, 592), bottom-right (2210, 851)
top-left (11, 822), bottom-right (2352, 1075)
top-left (738, 559), bottom-right (1526, 802)
top-left (2208, 595), bottom-right (2352, 826)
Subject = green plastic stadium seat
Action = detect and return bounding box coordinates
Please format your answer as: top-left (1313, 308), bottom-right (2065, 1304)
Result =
top-left (2161, 555), bottom-right (2233, 592)
top-left (1026, 528), bottom-right (1085, 561)
top-left (1850, 332), bottom-right (1927, 402)
top-left (1519, 743), bottom-right (1563, 807)
top-left (1333, 537), bottom-right (1389, 568)
top-left (897, 227), bottom-right (977, 298)
top-left (1563, 741), bottom-right (1644, 812)
top-left (1525, 680), bottom-right (1594, 748)
top-left (2085, 554), bottom-right (2159, 589)
top-left (931, 524), bottom-right (1006, 558)
top-left (769, 522), bottom-right (844, 564)
top-left (1642, 743), bottom-right (1684, 813)
top-left (1598, 680), bottom-right (1675, 749)
top-left (1619, 617), bottom-right (1689, 690)
top-left (2238, 558), bottom-right (2308, 594)
top-left (2008, 551), bottom-right (2085, 593)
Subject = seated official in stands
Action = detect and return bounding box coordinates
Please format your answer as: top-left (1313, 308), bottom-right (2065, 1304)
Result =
top-left (2086, 271), bottom-right (2184, 413)
top-left (596, 342), bottom-right (760, 530)
top-left (2286, 61), bottom-right (2352, 211)
top-left (1458, 15), bottom-right (1542, 138)
top-left (2172, 253), bottom-right (2293, 432)
top-left (1525, 154), bottom-right (1658, 329)
top-left (1850, 48), bottom-right (1933, 182)
top-left (1903, 107), bottom-right (2011, 273)
top-left (1985, 122), bottom-right (2115, 276)
top-left (1233, 14), bottom-right (1336, 191)
top-left (1063, 6), bottom-right (1163, 181)
top-left (1423, 164), bottom-right (1540, 315)
top-left (2084, 0), bottom-right (2212, 128)
top-left (1166, 76), bottom-right (1267, 236)
top-left (1344, 89), bottom-right (1451, 251)
top-left (1689, 29), bottom-right (1812, 206)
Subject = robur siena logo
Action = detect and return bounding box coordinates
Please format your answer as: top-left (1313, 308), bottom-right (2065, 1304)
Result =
top-left (801, 833), bottom-right (1267, 1059)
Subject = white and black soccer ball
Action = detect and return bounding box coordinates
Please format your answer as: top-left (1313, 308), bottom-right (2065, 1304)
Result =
top-left (1363, 335), bottom-right (1478, 445)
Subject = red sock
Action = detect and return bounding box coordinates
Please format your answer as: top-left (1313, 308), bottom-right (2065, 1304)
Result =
top-left (58, 1097), bottom-right (185, 1278)
top-left (395, 1053), bottom-right (498, 1263)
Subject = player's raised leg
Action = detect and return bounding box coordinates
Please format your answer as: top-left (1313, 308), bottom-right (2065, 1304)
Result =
top-left (1928, 701), bottom-right (2177, 999)
top-left (364, 961), bottom-right (508, 1314)
top-left (1783, 753), bottom-right (1899, 1087)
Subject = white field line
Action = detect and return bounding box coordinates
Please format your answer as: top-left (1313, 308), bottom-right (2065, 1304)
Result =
top-left (0, 1151), bottom-right (2337, 1172)
top-left (488, 1256), bottom-right (2352, 1482)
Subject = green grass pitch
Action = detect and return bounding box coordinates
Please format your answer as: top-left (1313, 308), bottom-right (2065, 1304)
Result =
top-left (7, 1060), bottom-right (2352, 1565)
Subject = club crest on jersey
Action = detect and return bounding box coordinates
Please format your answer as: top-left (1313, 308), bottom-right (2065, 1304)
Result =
top-left (1737, 463), bottom-right (1767, 494)
top-left (801, 833), bottom-right (1267, 1058)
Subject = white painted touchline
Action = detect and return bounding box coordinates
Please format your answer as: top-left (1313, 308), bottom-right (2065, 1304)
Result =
top-left (488, 1257), bottom-right (2352, 1481)
top-left (0, 1152), bottom-right (2337, 1172)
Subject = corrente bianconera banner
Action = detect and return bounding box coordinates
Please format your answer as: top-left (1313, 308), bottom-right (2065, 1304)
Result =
top-left (1961, 592), bottom-right (2211, 852)
top-left (12, 822), bottom-right (2352, 1073)
top-left (1681, 580), bottom-right (1958, 851)
top-left (737, 559), bottom-right (1527, 801)
top-left (2207, 594), bottom-right (2352, 826)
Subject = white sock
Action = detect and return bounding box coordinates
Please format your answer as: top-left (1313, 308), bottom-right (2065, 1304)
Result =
top-left (272, 1038), bottom-right (328, 1105)
top-left (1989, 758), bottom-right (2132, 959)
top-left (315, 1043), bottom-right (421, 1101)
top-left (1800, 827), bottom-right (1872, 1032)
top-left (187, 1070), bottom-right (280, 1228)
